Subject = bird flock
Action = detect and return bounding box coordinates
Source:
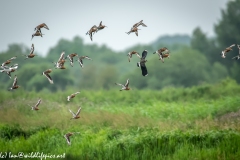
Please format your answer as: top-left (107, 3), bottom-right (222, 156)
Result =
top-left (1, 20), bottom-right (240, 145)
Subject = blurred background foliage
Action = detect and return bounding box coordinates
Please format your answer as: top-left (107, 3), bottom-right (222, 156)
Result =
top-left (0, 0), bottom-right (240, 92)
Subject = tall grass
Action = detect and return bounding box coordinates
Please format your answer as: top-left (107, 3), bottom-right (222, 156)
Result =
top-left (0, 78), bottom-right (240, 159)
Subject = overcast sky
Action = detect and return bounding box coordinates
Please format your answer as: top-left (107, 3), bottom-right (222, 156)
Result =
top-left (0, 0), bottom-right (228, 56)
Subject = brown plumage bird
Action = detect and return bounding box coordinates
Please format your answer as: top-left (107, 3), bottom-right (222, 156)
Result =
top-left (97, 21), bottom-right (107, 32)
top-left (132, 20), bottom-right (147, 28)
top-left (67, 92), bottom-right (80, 101)
top-left (77, 56), bottom-right (92, 68)
top-left (69, 107), bottom-right (82, 119)
top-left (86, 25), bottom-right (98, 41)
top-left (126, 27), bottom-right (140, 36)
top-left (115, 79), bottom-right (130, 91)
top-left (24, 44), bottom-right (37, 59)
top-left (64, 132), bottom-right (80, 145)
top-left (221, 44), bottom-right (235, 58)
top-left (1, 56), bottom-right (17, 67)
top-left (67, 53), bottom-right (78, 67)
top-left (127, 51), bottom-right (141, 62)
top-left (34, 23), bottom-right (49, 34)
top-left (31, 99), bottom-right (42, 110)
top-left (31, 30), bottom-right (44, 40)
top-left (153, 47), bottom-right (170, 63)
top-left (8, 75), bottom-right (20, 91)
top-left (42, 69), bottom-right (53, 84)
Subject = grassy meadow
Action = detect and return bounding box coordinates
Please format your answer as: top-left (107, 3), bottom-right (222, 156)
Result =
top-left (0, 78), bottom-right (240, 159)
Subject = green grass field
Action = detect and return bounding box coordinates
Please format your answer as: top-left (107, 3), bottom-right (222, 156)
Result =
top-left (0, 78), bottom-right (240, 160)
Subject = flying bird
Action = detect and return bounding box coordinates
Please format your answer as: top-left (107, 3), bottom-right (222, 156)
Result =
top-left (8, 75), bottom-right (20, 91)
top-left (153, 47), bottom-right (170, 63)
top-left (64, 132), bottom-right (80, 145)
top-left (24, 44), bottom-right (37, 59)
top-left (132, 20), bottom-right (147, 28)
top-left (126, 27), bottom-right (140, 36)
top-left (34, 23), bottom-right (49, 34)
top-left (137, 50), bottom-right (148, 76)
top-left (221, 44), bottom-right (235, 58)
top-left (31, 99), bottom-right (42, 110)
top-left (31, 30), bottom-right (44, 40)
top-left (67, 92), bottom-right (80, 101)
top-left (97, 21), bottom-right (107, 32)
top-left (53, 51), bottom-right (66, 69)
top-left (69, 107), bottom-right (82, 119)
top-left (67, 53), bottom-right (78, 67)
top-left (232, 44), bottom-right (240, 60)
top-left (115, 79), bottom-right (130, 91)
top-left (86, 25), bottom-right (98, 41)
top-left (0, 64), bottom-right (18, 78)
top-left (1, 56), bottom-right (17, 67)
top-left (42, 69), bottom-right (53, 84)
top-left (127, 51), bottom-right (141, 62)
top-left (77, 56), bottom-right (92, 68)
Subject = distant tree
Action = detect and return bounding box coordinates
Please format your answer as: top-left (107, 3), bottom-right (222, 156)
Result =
top-left (214, 0), bottom-right (240, 47)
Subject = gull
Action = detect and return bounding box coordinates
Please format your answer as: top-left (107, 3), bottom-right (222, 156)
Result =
top-left (127, 51), bottom-right (141, 62)
top-left (42, 69), bottom-right (53, 84)
top-left (77, 56), bottom-right (92, 68)
top-left (115, 79), bottom-right (130, 91)
top-left (67, 92), bottom-right (80, 101)
top-left (69, 107), bottom-right (81, 119)
top-left (137, 50), bottom-right (148, 76)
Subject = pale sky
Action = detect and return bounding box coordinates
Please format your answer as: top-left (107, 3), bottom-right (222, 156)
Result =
top-left (0, 0), bottom-right (228, 56)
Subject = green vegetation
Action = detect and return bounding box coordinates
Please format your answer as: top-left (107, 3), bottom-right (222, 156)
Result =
top-left (0, 79), bottom-right (240, 159)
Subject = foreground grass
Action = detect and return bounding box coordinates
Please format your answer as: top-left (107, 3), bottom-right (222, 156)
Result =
top-left (0, 78), bottom-right (240, 159)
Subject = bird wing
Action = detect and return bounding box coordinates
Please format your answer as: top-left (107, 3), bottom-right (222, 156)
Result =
top-left (43, 72), bottom-right (53, 84)
top-left (35, 99), bottom-right (41, 107)
top-left (76, 107), bottom-right (82, 116)
top-left (136, 52), bottom-right (141, 58)
top-left (85, 56), bottom-right (91, 60)
top-left (78, 58), bottom-right (84, 68)
top-left (140, 64), bottom-right (148, 76)
top-left (141, 50), bottom-right (148, 59)
top-left (125, 79), bottom-right (129, 87)
top-left (69, 109), bottom-right (76, 117)
top-left (141, 22), bottom-right (147, 27)
top-left (115, 83), bottom-right (125, 88)
top-left (43, 23), bottom-right (49, 30)
top-left (229, 44), bottom-right (235, 48)
top-left (135, 30), bottom-right (138, 36)
top-left (67, 55), bottom-right (74, 67)
top-left (64, 135), bottom-right (71, 145)
top-left (13, 75), bottom-right (17, 86)
top-left (30, 44), bottom-right (34, 54)
top-left (58, 52), bottom-right (65, 62)
top-left (9, 56), bottom-right (17, 61)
